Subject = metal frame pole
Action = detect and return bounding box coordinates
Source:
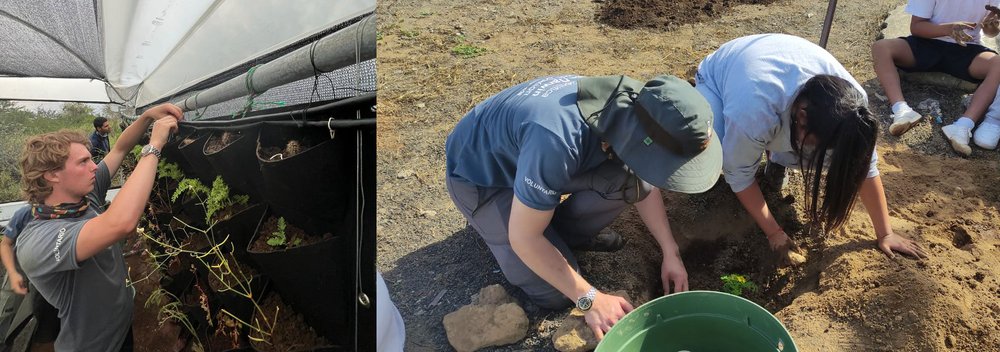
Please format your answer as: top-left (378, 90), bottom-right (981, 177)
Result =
top-left (819, 0), bottom-right (839, 48)
top-left (175, 14), bottom-right (375, 112)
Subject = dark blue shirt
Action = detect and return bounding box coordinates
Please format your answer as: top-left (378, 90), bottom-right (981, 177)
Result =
top-left (89, 131), bottom-right (110, 160)
top-left (3, 205), bottom-right (32, 241)
top-left (445, 75), bottom-right (608, 210)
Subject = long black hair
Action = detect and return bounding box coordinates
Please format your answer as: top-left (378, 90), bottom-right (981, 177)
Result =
top-left (790, 75), bottom-right (878, 232)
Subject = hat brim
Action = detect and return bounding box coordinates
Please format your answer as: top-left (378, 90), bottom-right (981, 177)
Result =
top-left (606, 116), bottom-right (723, 194)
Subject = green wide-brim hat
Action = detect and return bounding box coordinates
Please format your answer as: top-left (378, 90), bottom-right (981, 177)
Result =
top-left (576, 75), bottom-right (722, 194)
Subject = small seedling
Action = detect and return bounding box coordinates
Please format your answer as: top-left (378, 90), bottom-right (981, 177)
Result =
top-left (399, 28), bottom-right (419, 38)
top-left (451, 35), bottom-right (486, 58)
top-left (720, 274), bottom-right (758, 297)
top-left (266, 217), bottom-right (301, 248)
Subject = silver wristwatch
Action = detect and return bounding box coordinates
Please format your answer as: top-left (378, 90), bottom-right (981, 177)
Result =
top-left (140, 144), bottom-right (161, 159)
top-left (577, 287), bottom-right (597, 311)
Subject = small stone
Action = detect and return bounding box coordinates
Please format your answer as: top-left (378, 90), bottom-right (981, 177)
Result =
top-left (945, 335), bottom-right (956, 348)
top-left (419, 210), bottom-right (437, 218)
top-left (787, 251), bottom-right (807, 266)
top-left (416, 103), bottom-right (426, 108)
top-left (396, 169), bottom-right (415, 179)
top-left (806, 13), bottom-right (814, 18)
top-left (553, 290), bottom-right (631, 352)
top-left (552, 314), bottom-right (596, 352)
top-left (953, 186), bottom-right (964, 197)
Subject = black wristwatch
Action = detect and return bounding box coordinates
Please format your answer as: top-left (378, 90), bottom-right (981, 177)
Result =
top-left (577, 287), bottom-right (597, 311)
top-left (140, 144), bottom-right (161, 159)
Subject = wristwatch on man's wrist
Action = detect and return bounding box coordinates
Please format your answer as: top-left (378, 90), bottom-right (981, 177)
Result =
top-left (140, 144), bottom-right (161, 159)
top-left (576, 287), bottom-right (597, 311)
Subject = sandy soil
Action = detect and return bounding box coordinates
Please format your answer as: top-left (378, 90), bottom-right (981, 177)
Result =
top-left (376, 0), bottom-right (1000, 350)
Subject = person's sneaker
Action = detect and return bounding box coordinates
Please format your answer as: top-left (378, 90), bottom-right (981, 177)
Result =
top-left (942, 123), bottom-right (973, 156)
top-left (572, 228), bottom-right (625, 252)
top-left (973, 120), bottom-right (1000, 150)
top-left (889, 109), bottom-right (922, 136)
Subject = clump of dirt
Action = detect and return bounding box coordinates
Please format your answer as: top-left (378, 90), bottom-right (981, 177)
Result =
top-left (597, 0), bottom-right (778, 29)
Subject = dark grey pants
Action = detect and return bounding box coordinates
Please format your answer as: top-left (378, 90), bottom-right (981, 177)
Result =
top-left (446, 160), bottom-right (652, 309)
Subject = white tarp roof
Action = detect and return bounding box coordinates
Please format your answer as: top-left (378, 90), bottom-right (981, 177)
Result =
top-left (0, 0), bottom-right (374, 107)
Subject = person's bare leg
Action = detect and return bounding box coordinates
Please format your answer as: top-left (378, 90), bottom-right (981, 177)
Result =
top-left (961, 52), bottom-right (1000, 122)
top-left (873, 38), bottom-right (923, 135)
top-left (872, 38), bottom-right (918, 105)
top-left (968, 53), bottom-right (1000, 149)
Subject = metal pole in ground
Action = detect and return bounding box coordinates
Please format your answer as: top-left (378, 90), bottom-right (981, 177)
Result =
top-left (819, 0), bottom-right (839, 48)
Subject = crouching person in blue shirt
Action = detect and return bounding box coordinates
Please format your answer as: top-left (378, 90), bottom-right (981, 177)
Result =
top-left (445, 75), bottom-right (722, 339)
top-left (16, 104), bottom-right (181, 351)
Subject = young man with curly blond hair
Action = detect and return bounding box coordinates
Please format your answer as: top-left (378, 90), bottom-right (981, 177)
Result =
top-left (16, 104), bottom-right (181, 351)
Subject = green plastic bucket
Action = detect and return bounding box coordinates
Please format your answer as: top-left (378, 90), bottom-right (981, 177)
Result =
top-left (596, 291), bottom-right (796, 352)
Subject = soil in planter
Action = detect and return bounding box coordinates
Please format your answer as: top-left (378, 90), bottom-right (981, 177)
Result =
top-left (249, 293), bottom-right (332, 351)
top-left (248, 216), bottom-right (334, 252)
top-left (204, 132), bottom-right (241, 155)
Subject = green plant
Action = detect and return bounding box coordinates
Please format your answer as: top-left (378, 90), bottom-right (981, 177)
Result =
top-left (451, 35), bottom-right (486, 58)
top-left (266, 217), bottom-right (301, 247)
top-left (158, 161), bottom-right (183, 181)
top-left (399, 28), bottom-right (419, 38)
top-left (720, 274), bottom-right (758, 297)
top-left (170, 176), bottom-right (248, 224)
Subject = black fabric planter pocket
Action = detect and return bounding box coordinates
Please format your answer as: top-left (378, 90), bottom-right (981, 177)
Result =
top-left (177, 131), bottom-right (216, 185)
top-left (256, 125), bottom-right (355, 235)
top-left (160, 133), bottom-right (190, 174)
top-left (212, 203), bottom-right (267, 264)
top-left (204, 128), bottom-right (265, 201)
top-left (246, 210), bottom-right (354, 347)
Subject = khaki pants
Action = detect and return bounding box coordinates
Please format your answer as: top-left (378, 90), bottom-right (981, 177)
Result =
top-left (446, 159), bottom-right (651, 308)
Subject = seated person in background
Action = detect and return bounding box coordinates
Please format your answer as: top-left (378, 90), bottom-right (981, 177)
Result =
top-left (872, 0), bottom-right (1000, 155)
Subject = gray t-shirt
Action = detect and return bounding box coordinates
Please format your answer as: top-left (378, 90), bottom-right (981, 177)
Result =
top-left (16, 162), bottom-right (132, 351)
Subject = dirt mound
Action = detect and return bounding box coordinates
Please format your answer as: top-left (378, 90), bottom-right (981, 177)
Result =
top-left (597, 0), bottom-right (778, 29)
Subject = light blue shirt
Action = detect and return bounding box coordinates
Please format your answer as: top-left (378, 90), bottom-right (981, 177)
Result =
top-left (695, 34), bottom-right (879, 192)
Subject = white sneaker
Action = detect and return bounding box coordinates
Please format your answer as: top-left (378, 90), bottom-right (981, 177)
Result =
top-left (889, 110), bottom-right (922, 136)
top-left (942, 123), bottom-right (973, 156)
top-left (973, 120), bottom-right (1000, 150)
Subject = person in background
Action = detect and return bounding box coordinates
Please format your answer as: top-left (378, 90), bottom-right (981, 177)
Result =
top-left (871, 0), bottom-right (1000, 154)
top-left (89, 116), bottom-right (111, 163)
top-left (0, 205), bottom-right (61, 349)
